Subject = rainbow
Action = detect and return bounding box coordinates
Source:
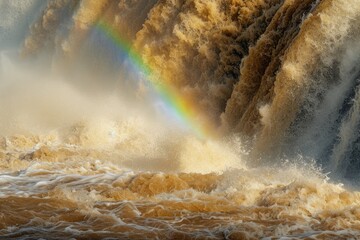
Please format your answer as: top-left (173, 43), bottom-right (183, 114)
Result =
top-left (95, 20), bottom-right (215, 139)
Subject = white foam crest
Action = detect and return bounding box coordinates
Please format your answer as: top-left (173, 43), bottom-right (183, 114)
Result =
top-left (218, 157), bottom-right (330, 205)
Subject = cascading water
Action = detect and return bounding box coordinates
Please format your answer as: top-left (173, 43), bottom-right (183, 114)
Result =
top-left (1, 0), bottom-right (360, 239)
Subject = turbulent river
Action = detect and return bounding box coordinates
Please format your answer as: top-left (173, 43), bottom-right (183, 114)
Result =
top-left (1, 0), bottom-right (360, 239)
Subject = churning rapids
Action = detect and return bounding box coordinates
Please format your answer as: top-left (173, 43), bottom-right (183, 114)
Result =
top-left (1, 0), bottom-right (360, 239)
